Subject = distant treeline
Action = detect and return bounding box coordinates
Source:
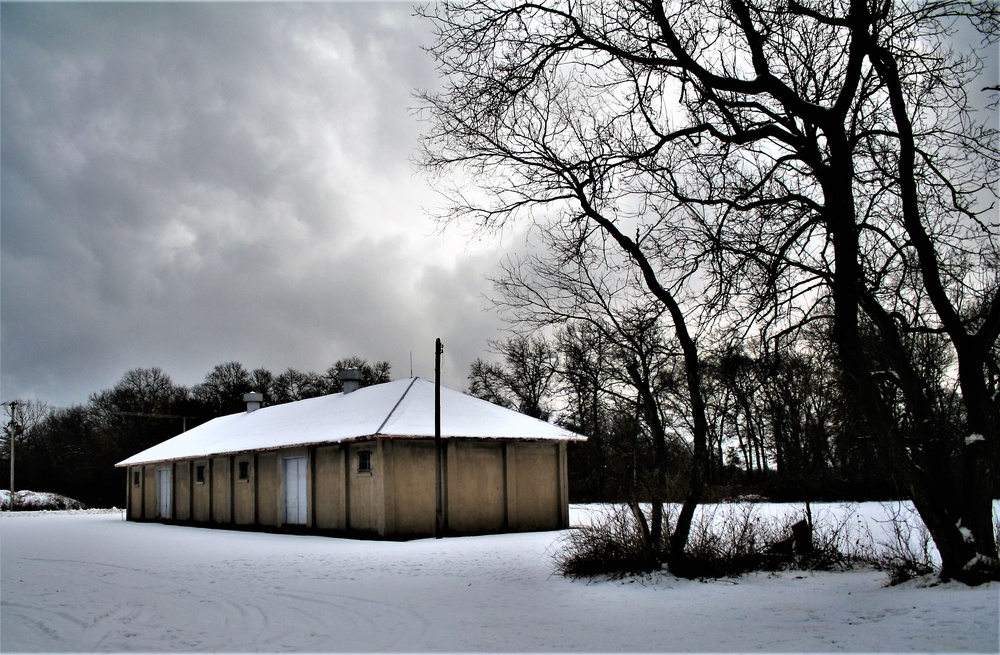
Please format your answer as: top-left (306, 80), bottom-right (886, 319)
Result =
top-left (0, 358), bottom-right (390, 508)
top-left (466, 327), bottom-right (982, 506)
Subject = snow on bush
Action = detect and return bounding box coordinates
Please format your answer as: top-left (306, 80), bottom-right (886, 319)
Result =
top-left (0, 489), bottom-right (86, 511)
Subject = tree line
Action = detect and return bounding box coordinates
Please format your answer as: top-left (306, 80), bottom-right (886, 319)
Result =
top-left (473, 327), bottom-right (973, 507)
top-left (0, 358), bottom-right (390, 508)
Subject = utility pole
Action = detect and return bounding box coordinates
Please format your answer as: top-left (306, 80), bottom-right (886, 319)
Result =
top-left (2, 401), bottom-right (18, 511)
top-left (434, 338), bottom-right (444, 538)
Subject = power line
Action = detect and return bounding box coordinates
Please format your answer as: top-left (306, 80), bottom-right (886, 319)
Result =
top-left (110, 411), bottom-right (195, 431)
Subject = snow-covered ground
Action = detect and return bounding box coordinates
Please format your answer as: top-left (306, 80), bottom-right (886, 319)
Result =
top-left (1, 505), bottom-right (997, 652)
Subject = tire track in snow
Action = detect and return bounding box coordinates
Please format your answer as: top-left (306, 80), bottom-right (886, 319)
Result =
top-left (264, 589), bottom-right (431, 650)
top-left (2, 555), bottom-right (431, 651)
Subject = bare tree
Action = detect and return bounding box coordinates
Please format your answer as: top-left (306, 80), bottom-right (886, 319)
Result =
top-left (271, 368), bottom-right (324, 404)
top-left (323, 357), bottom-right (392, 393)
top-left (419, 0), bottom-right (998, 583)
top-left (1, 400), bottom-right (52, 492)
top-left (556, 320), bottom-right (620, 498)
top-left (250, 368), bottom-right (275, 403)
top-left (469, 335), bottom-right (559, 419)
top-left (468, 358), bottom-right (516, 409)
top-left (90, 367), bottom-right (191, 448)
top-left (487, 233), bottom-right (704, 568)
top-left (192, 361), bottom-right (254, 416)
top-left (25, 405), bottom-right (100, 505)
top-left (1, 400), bottom-right (51, 453)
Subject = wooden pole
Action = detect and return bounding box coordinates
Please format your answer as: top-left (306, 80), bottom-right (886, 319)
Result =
top-left (9, 402), bottom-right (15, 499)
top-left (6, 401), bottom-right (16, 510)
top-left (435, 338), bottom-right (444, 538)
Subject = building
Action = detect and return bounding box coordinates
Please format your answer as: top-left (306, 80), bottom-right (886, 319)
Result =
top-left (116, 376), bottom-right (584, 538)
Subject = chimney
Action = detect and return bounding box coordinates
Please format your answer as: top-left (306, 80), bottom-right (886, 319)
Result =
top-left (339, 368), bottom-right (363, 394)
top-left (243, 391), bottom-right (263, 413)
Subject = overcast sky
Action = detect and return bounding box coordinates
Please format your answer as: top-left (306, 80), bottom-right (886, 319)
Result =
top-left (2, 1), bottom-right (521, 408)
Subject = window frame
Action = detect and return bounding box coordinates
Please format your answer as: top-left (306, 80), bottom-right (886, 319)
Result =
top-left (357, 450), bottom-right (372, 474)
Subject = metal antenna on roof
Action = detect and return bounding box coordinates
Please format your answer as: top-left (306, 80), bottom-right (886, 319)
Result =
top-left (435, 338), bottom-right (444, 538)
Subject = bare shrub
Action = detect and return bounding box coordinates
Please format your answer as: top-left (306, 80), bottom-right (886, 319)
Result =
top-left (677, 503), bottom-right (861, 578)
top-left (560, 501), bottom-right (994, 584)
top-left (680, 503), bottom-right (787, 576)
top-left (801, 504), bottom-right (875, 571)
top-left (556, 506), bottom-right (661, 579)
top-left (558, 503), bottom-right (868, 580)
top-left (867, 503), bottom-right (937, 585)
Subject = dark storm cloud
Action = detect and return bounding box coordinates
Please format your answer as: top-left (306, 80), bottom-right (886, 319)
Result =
top-left (1, 3), bottom-right (507, 406)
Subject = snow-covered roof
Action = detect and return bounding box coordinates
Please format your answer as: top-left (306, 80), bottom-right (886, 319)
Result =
top-left (116, 377), bottom-right (584, 467)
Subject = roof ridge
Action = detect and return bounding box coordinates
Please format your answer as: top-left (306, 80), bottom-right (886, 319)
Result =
top-left (375, 377), bottom-right (419, 434)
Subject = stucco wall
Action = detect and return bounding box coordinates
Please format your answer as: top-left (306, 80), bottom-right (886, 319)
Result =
top-left (447, 441), bottom-right (506, 533)
top-left (210, 457), bottom-right (231, 523)
top-left (233, 455), bottom-right (254, 525)
top-left (143, 464), bottom-right (156, 519)
top-left (175, 461), bottom-right (192, 521)
top-left (124, 437), bottom-right (571, 536)
top-left (129, 467), bottom-right (143, 519)
top-left (313, 446), bottom-right (345, 530)
top-left (347, 442), bottom-right (377, 533)
top-left (509, 442), bottom-right (561, 530)
top-left (192, 459), bottom-right (211, 522)
top-left (383, 439), bottom-right (436, 535)
top-left (256, 452), bottom-right (278, 527)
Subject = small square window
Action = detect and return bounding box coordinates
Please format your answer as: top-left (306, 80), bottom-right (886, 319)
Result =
top-left (132, 471), bottom-right (140, 487)
top-left (196, 465), bottom-right (206, 483)
top-left (357, 450), bottom-right (372, 473)
top-left (238, 461), bottom-right (250, 481)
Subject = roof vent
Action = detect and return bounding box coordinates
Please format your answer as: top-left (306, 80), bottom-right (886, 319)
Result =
top-left (243, 391), bottom-right (263, 413)
top-left (339, 368), bottom-right (363, 394)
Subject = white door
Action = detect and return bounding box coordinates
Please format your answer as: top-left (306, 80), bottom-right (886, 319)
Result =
top-left (283, 456), bottom-right (307, 525)
top-left (156, 467), bottom-right (171, 519)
